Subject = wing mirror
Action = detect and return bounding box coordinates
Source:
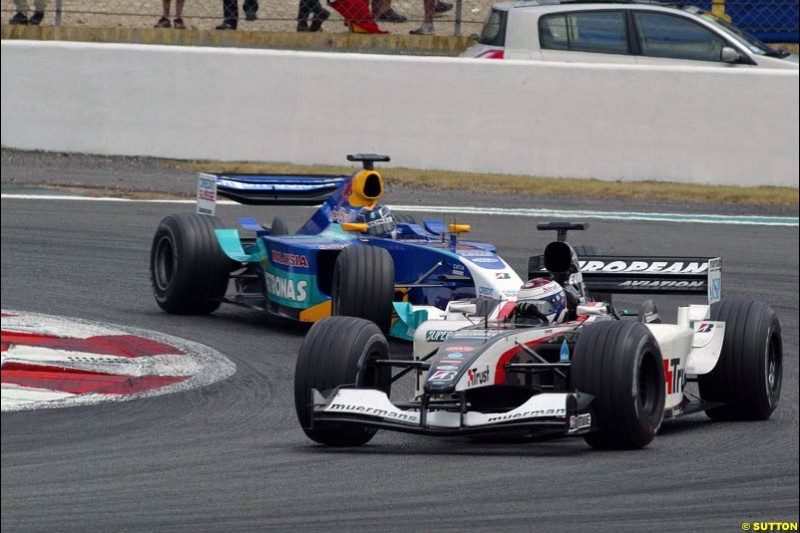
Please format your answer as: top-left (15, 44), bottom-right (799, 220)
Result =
top-left (342, 222), bottom-right (368, 233)
top-left (721, 46), bottom-right (742, 64)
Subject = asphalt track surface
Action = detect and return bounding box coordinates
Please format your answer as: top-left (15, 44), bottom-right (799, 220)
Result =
top-left (2, 153), bottom-right (798, 532)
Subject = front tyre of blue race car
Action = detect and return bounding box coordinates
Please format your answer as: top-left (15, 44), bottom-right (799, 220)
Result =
top-left (698, 301), bottom-right (783, 420)
top-left (150, 213), bottom-right (230, 314)
top-left (572, 321), bottom-right (666, 450)
top-left (294, 316), bottom-right (392, 446)
top-left (331, 245), bottom-right (395, 333)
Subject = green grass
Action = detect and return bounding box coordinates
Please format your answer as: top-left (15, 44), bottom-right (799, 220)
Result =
top-left (174, 160), bottom-right (798, 207)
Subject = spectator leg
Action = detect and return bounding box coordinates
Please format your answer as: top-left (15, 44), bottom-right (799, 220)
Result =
top-left (13, 0), bottom-right (30, 15)
top-left (372, 0), bottom-right (389, 17)
top-left (243, 0), bottom-right (259, 17)
top-left (223, 0), bottom-right (238, 23)
top-left (423, 0), bottom-right (434, 22)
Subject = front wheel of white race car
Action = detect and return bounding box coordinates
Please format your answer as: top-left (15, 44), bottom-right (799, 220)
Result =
top-left (698, 301), bottom-right (782, 420)
top-left (294, 316), bottom-right (392, 446)
top-left (572, 320), bottom-right (666, 450)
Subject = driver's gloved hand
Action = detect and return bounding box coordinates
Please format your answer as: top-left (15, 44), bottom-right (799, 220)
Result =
top-left (516, 302), bottom-right (544, 319)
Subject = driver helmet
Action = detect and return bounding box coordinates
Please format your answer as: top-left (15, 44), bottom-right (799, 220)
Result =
top-left (516, 278), bottom-right (567, 324)
top-left (357, 204), bottom-right (396, 238)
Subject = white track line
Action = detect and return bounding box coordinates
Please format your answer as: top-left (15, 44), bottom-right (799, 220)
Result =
top-left (2, 193), bottom-right (796, 227)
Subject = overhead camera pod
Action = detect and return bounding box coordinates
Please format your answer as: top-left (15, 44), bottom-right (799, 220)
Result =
top-left (536, 221), bottom-right (589, 242)
top-left (346, 153), bottom-right (391, 170)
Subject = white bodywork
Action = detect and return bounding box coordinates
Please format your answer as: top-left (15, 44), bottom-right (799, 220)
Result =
top-left (459, 253), bottom-right (523, 301)
top-left (644, 304), bottom-right (726, 410)
top-left (412, 299), bottom-right (726, 413)
top-left (320, 388), bottom-right (570, 428)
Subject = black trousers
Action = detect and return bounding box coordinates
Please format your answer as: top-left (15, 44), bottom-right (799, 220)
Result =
top-left (223, 0), bottom-right (259, 23)
top-left (297, 0), bottom-right (325, 20)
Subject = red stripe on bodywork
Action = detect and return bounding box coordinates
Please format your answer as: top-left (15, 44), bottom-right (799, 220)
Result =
top-left (1, 313), bottom-right (16, 317)
top-left (494, 318), bottom-right (589, 384)
top-left (2, 368), bottom-right (187, 395)
top-left (494, 336), bottom-right (556, 384)
top-left (0, 332), bottom-right (183, 358)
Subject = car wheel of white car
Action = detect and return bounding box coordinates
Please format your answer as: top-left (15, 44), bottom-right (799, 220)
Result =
top-left (150, 213), bottom-right (230, 314)
top-left (294, 316), bottom-right (392, 446)
top-left (698, 301), bottom-right (782, 420)
top-left (331, 245), bottom-right (395, 333)
top-left (572, 320), bottom-right (666, 449)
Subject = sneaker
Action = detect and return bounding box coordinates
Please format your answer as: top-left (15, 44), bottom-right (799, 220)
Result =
top-left (29, 11), bottom-right (44, 25)
top-left (410, 22), bottom-right (434, 35)
top-left (215, 20), bottom-right (237, 30)
top-left (9, 12), bottom-right (28, 25)
top-left (375, 8), bottom-right (407, 23)
top-left (435, 1), bottom-right (453, 14)
top-left (173, 17), bottom-right (186, 29)
top-left (297, 19), bottom-right (310, 32)
top-left (154, 16), bottom-right (171, 28)
top-left (309, 9), bottom-right (330, 32)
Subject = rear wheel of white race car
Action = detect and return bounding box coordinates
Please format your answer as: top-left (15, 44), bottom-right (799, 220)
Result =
top-left (294, 316), bottom-right (392, 446)
top-left (572, 320), bottom-right (665, 450)
top-left (698, 301), bottom-right (782, 420)
top-left (150, 213), bottom-right (230, 314)
top-left (331, 245), bottom-right (395, 333)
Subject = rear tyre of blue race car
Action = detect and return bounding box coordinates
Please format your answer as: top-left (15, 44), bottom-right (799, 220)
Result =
top-left (572, 321), bottom-right (666, 449)
top-left (150, 213), bottom-right (230, 314)
top-left (269, 216), bottom-right (290, 236)
top-left (331, 245), bottom-right (395, 333)
top-left (698, 301), bottom-right (782, 420)
top-left (392, 213), bottom-right (416, 224)
top-left (294, 316), bottom-right (392, 446)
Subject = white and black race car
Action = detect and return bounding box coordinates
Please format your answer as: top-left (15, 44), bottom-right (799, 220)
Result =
top-left (294, 223), bottom-right (783, 449)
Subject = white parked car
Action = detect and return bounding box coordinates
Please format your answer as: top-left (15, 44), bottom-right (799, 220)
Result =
top-left (462, 0), bottom-right (799, 69)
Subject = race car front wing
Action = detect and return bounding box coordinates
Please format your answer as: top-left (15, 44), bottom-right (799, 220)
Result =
top-left (307, 387), bottom-right (596, 437)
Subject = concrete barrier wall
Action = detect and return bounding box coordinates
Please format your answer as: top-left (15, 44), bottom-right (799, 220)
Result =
top-left (2, 40), bottom-right (798, 187)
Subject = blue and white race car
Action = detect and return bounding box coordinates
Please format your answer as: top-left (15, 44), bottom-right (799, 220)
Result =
top-left (149, 154), bottom-right (523, 338)
top-left (295, 227), bottom-right (783, 449)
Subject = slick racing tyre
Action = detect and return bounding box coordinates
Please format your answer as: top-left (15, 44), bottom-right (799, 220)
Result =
top-left (572, 320), bottom-right (665, 449)
top-left (294, 316), bottom-right (392, 446)
top-left (150, 213), bottom-right (230, 314)
top-left (331, 245), bottom-right (395, 333)
top-left (570, 245), bottom-right (613, 304)
top-left (698, 301), bottom-right (782, 420)
top-left (572, 245), bottom-right (599, 257)
top-left (269, 216), bottom-right (290, 236)
top-left (392, 213), bottom-right (416, 224)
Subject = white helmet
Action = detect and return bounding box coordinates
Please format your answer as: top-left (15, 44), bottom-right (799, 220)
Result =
top-left (516, 278), bottom-right (567, 324)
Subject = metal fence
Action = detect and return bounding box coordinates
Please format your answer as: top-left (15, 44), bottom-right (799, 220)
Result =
top-left (1, 0), bottom-right (798, 41)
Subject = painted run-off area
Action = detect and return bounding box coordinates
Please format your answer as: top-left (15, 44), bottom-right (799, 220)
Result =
top-left (1, 310), bottom-right (235, 412)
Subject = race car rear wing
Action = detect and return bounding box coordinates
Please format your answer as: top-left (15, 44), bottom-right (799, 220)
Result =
top-left (196, 172), bottom-right (347, 214)
top-left (578, 256), bottom-right (722, 303)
